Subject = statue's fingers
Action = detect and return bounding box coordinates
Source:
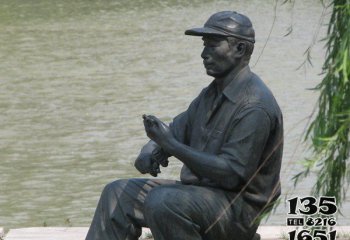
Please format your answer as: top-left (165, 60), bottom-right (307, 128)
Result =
top-left (149, 170), bottom-right (157, 177)
top-left (149, 162), bottom-right (160, 177)
top-left (147, 115), bottom-right (163, 127)
top-left (153, 162), bottom-right (160, 172)
top-left (143, 117), bottom-right (154, 130)
top-left (159, 158), bottom-right (169, 167)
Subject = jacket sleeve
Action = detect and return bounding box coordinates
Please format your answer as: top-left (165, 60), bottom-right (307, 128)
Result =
top-left (169, 90), bottom-right (203, 145)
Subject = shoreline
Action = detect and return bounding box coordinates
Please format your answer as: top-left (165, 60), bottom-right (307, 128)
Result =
top-left (1, 226), bottom-right (350, 240)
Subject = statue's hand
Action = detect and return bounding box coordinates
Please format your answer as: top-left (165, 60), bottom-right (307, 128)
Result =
top-left (151, 147), bottom-right (170, 167)
top-left (134, 142), bottom-right (161, 177)
top-left (134, 152), bottom-right (160, 177)
top-left (143, 114), bottom-right (175, 151)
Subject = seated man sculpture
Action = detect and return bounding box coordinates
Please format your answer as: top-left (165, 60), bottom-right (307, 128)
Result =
top-left (86, 10), bottom-right (283, 240)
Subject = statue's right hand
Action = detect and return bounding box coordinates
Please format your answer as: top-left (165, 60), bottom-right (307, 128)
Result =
top-left (134, 152), bottom-right (161, 177)
top-left (134, 141), bottom-right (161, 177)
top-left (151, 147), bottom-right (169, 167)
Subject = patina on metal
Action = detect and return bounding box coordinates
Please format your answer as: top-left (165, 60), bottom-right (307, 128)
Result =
top-left (86, 11), bottom-right (283, 240)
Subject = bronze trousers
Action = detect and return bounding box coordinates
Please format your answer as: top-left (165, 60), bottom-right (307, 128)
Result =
top-left (85, 178), bottom-right (258, 240)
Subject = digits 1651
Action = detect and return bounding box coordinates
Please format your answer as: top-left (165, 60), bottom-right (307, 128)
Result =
top-left (288, 230), bottom-right (336, 240)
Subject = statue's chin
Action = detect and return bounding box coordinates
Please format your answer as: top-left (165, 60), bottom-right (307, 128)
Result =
top-left (206, 70), bottom-right (224, 78)
top-left (205, 69), bottom-right (217, 77)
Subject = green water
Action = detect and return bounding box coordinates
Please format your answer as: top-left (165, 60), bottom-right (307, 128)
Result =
top-left (1, 0), bottom-right (348, 230)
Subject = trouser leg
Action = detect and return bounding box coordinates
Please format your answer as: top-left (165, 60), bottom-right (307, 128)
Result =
top-left (144, 184), bottom-right (258, 240)
top-left (86, 178), bottom-right (176, 240)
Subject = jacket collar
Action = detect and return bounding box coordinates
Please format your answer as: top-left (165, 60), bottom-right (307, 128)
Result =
top-left (222, 65), bottom-right (252, 103)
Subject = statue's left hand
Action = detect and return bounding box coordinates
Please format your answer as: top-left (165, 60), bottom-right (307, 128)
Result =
top-left (143, 114), bottom-right (175, 150)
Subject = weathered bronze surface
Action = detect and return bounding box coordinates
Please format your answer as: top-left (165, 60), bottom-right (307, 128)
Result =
top-left (86, 11), bottom-right (283, 240)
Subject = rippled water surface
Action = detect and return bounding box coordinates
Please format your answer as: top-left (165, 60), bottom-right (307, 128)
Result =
top-left (1, 0), bottom-right (349, 230)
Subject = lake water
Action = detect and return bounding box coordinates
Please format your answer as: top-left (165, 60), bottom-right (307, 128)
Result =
top-left (0, 0), bottom-right (349, 230)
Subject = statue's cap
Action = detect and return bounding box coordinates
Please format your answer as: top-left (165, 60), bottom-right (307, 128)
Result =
top-left (185, 11), bottom-right (255, 43)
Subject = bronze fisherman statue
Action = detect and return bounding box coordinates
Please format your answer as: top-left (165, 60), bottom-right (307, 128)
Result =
top-left (86, 11), bottom-right (283, 240)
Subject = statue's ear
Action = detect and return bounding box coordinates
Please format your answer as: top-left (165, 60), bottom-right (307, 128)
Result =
top-left (236, 42), bottom-right (246, 57)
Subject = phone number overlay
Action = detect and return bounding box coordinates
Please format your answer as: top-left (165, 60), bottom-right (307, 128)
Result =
top-left (288, 230), bottom-right (337, 240)
top-left (287, 196), bottom-right (337, 226)
top-left (287, 217), bottom-right (336, 226)
top-left (286, 196), bottom-right (338, 240)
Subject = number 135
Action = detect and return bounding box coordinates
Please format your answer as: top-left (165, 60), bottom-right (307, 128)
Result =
top-left (287, 197), bottom-right (337, 215)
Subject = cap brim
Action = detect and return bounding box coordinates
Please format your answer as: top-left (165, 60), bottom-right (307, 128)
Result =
top-left (185, 27), bottom-right (229, 37)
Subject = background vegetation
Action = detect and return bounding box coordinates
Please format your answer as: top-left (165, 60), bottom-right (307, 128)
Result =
top-left (293, 0), bottom-right (350, 208)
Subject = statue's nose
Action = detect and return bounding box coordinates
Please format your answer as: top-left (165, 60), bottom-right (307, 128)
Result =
top-left (201, 47), bottom-right (210, 60)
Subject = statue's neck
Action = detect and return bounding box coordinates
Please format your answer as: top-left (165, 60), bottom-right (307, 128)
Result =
top-left (215, 62), bottom-right (247, 92)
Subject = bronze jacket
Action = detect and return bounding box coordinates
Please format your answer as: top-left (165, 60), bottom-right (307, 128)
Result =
top-left (170, 66), bottom-right (284, 211)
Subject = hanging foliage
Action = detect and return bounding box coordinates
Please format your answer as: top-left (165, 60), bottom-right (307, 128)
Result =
top-left (294, 0), bottom-right (350, 206)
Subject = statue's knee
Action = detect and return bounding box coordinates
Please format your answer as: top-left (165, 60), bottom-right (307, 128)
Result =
top-left (102, 179), bottom-right (128, 197)
top-left (144, 186), bottom-right (179, 218)
top-left (144, 187), bottom-right (163, 214)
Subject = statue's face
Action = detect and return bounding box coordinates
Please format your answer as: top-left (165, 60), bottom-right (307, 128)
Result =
top-left (201, 36), bottom-right (237, 78)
